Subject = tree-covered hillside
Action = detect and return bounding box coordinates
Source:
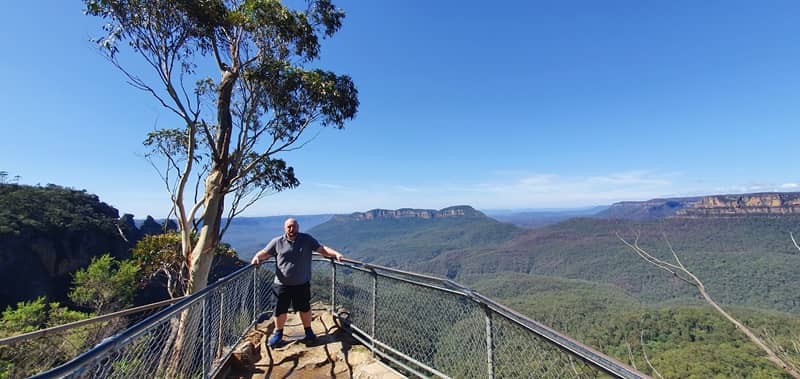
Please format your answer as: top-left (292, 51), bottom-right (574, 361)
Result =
top-left (0, 184), bottom-right (129, 308)
top-left (312, 211), bottom-right (800, 376)
top-left (308, 207), bottom-right (524, 267)
top-left (423, 216), bottom-right (800, 313)
top-left (470, 273), bottom-right (799, 378)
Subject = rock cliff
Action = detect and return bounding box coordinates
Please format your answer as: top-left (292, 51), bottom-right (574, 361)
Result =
top-left (333, 205), bottom-right (484, 222)
top-left (676, 192), bottom-right (800, 217)
top-left (0, 184), bottom-right (129, 309)
top-left (596, 192), bottom-right (800, 220)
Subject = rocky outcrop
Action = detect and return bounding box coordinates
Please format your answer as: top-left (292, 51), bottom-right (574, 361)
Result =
top-left (596, 192), bottom-right (800, 220)
top-left (0, 184), bottom-right (130, 309)
top-left (595, 197), bottom-right (702, 220)
top-left (676, 193), bottom-right (800, 217)
top-left (335, 205), bottom-right (483, 222)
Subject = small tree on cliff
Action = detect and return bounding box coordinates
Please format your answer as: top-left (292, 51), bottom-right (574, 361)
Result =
top-left (84, 0), bottom-right (358, 294)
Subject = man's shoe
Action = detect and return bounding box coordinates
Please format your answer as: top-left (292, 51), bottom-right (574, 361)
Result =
top-left (268, 331), bottom-right (283, 348)
top-left (304, 328), bottom-right (317, 341)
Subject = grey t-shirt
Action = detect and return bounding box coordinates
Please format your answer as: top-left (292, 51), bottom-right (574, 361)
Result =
top-left (263, 233), bottom-right (321, 285)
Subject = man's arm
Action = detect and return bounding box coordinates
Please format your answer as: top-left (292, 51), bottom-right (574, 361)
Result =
top-left (315, 245), bottom-right (344, 262)
top-left (251, 241), bottom-right (276, 265)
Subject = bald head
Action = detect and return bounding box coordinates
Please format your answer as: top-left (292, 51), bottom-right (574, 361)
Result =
top-left (284, 218), bottom-right (299, 240)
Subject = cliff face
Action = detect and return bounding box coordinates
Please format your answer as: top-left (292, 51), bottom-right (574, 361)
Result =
top-left (0, 184), bottom-right (130, 308)
top-left (676, 193), bottom-right (800, 217)
top-left (597, 192), bottom-right (800, 220)
top-left (595, 197), bottom-right (702, 220)
top-left (334, 205), bottom-right (483, 222)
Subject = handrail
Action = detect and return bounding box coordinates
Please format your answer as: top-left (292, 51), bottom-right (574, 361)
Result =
top-left (30, 263), bottom-right (257, 379)
top-left (30, 253), bottom-right (646, 379)
top-left (472, 291), bottom-right (642, 379)
top-left (331, 256), bottom-right (646, 379)
top-left (0, 297), bottom-right (184, 346)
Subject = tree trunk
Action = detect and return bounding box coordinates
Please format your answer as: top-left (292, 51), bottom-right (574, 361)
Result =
top-left (186, 169), bottom-right (225, 294)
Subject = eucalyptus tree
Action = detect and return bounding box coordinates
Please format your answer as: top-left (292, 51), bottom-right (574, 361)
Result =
top-left (84, 0), bottom-right (358, 294)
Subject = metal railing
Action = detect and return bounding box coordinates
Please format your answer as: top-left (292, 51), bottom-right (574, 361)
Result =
top-left (0, 297), bottom-right (181, 378)
top-left (29, 255), bottom-right (646, 378)
top-left (330, 258), bottom-right (647, 379)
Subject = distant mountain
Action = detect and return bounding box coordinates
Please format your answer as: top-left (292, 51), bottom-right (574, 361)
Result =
top-left (594, 197), bottom-right (702, 220)
top-left (487, 206), bottom-right (608, 228)
top-left (223, 214), bottom-right (332, 260)
top-left (307, 205), bottom-right (524, 268)
top-left (595, 191), bottom-right (800, 220)
top-left (421, 215), bottom-right (800, 312)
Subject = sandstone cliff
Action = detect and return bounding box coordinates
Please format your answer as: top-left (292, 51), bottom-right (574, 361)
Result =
top-left (334, 205), bottom-right (484, 222)
top-left (676, 192), bottom-right (800, 217)
top-left (597, 192), bottom-right (800, 220)
top-left (0, 184), bottom-right (129, 309)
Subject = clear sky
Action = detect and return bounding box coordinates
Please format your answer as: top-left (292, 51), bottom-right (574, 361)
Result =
top-left (2, 1), bottom-right (800, 217)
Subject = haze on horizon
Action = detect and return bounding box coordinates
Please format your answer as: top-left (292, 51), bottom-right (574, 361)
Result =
top-left (2, 1), bottom-right (800, 217)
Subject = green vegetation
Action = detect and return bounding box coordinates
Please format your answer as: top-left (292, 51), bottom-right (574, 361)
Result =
top-left (470, 273), bottom-right (799, 378)
top-left (314, 212), bottom-right (800, 376)
top-left (69, 253), bottom-right (139, 314)
top-left (85, 0), bottom-right (358, 295)
top-left (132, 232), bottom-right (239, 298)
top-left (421, 216), bottom-right (800, 313)
top-left (0, 298), bottom-right (92, 378)
top-left (0, 183), bottom-right (128, 310)
top-left (0, 183), bottom-right (119, 237)
top-left (0, 297), bottom-right (91, 338)
top-left (309, 213), bottom-right (524, 267)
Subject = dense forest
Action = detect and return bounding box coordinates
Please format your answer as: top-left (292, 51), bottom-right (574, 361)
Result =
top-left (4, 184), bottom-right (800, 376)
top-left (309, 209), bottom-right (800, 377)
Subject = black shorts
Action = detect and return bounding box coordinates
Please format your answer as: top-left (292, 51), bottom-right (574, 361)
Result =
top-left (272, 282), bottom-right (311, 315)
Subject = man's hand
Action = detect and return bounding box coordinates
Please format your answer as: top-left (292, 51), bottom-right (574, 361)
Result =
top-left (251, 255), bottom-right (261, 266)
top-left (334, 252), bottom-right (344, 262)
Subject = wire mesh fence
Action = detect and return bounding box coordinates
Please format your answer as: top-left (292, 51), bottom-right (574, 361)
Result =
top-left (330, 259), bottom-right (645, 379)
top-left (0, 300), bottom-right (174, 378)
top-left (24, 265), bottom-right (275, 379)
top-left (491, 312), bottom-right (605, 378)
top-left (26, 256), bottom-right (643, 378)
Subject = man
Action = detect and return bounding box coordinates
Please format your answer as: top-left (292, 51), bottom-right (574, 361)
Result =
top-left (251, 217), bottom-right (344, 348)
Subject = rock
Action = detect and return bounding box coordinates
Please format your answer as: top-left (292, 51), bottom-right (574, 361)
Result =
top-left (230, 341), bottom-right (261, 368)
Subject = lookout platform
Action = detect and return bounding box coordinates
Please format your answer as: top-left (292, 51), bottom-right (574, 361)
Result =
top-left (221, 304), bottom-right (403, 379)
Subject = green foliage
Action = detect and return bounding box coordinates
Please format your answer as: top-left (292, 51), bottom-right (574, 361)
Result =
top-left (0, 298), bottom-right (92, 378)
top-left (0, 297), bottom-right (91, 338)
top-left (421, 216), bottom-right (800, 313)
top-left (469, 273), bottom-right (799, 378)
top-left (69, 254), bottom-right (139, 314)
top-left (309, 213), bottom-right (524, 268)
top-left (84, 0), bottom-right (358, 292)
top-left (0, 183), bottom-right (119, 237)
top-left (132, 232), bottom-right (238, 297)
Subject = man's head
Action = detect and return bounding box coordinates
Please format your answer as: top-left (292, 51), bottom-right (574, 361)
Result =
top-left (284, 218), bottom-right (299, 240)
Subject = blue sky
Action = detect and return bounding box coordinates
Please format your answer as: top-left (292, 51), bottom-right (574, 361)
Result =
top-left (2, 1), bottom-right (800, 217)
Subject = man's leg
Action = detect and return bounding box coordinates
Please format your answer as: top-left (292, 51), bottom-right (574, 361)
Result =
top-left (295, 282), bottom-right (316, 340)
top-left (269, 284), bottom-right (291, 347)
top-left (274, 313), bottom-right (288, 330)
top-left (299, 310), bottom-right (312, 328)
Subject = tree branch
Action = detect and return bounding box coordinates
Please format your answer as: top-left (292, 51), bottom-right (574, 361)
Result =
top-left (618, 232), bottom-right (800, 378)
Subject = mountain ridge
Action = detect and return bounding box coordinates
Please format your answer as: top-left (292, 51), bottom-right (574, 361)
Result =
top-left (333, 205), bottom-right (483, 222)
top-left (597, 191), bottom-right (800, 220)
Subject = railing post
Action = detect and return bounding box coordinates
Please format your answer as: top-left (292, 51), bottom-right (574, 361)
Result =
top-left (253, 267), bottom-right (258, 323)
top-left (218, 291), bottom-right (224, 357)
top-left (483, 303), bottom-right (495, 379)
top-left (202, 297), bottom-right (208, 379)
top-left (371, 268), bottom-right (377, 357)
top-left (330, 261), bottom-right (337, 315)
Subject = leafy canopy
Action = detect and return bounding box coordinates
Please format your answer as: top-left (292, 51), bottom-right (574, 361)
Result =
top-left (68, 253), bottom-right (140, 314)
top-left (84, 0), bottom-right (358, 294)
